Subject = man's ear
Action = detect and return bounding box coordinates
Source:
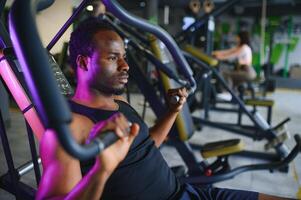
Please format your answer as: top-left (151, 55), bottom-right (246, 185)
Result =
top-left (76, 55), bottom-right (89, 71)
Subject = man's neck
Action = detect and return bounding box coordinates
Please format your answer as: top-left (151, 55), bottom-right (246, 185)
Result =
top-left (72, 85), bottom-right (118, 110)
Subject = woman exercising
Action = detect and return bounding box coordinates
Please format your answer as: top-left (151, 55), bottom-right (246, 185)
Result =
top-left (213, 31), bottom-right (257, 90)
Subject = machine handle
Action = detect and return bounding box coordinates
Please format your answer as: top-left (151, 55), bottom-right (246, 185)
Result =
top-left (9, 0), bottom-right (111, 160)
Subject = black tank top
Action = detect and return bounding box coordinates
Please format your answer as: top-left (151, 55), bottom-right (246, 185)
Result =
top-left (69, 100), bottom-right (179, 200)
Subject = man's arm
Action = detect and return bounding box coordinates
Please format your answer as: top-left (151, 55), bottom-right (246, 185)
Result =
top-left (36, 113), bottom-right (139, 200)
top-left (37, 130), bottom-right (109, 200)
top-left (114, 90), bottom-right (186, 147)
top-left (149, 87), bottom-right (188, 147)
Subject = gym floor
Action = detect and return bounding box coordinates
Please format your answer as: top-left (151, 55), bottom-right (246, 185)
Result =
top-left (0, 89), bottom-right (300, 199)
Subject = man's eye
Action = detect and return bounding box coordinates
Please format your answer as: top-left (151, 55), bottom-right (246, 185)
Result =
top-left (108, 56), bottom-right (117, 61)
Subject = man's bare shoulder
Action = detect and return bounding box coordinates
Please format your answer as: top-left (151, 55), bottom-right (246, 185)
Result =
top-left (40, 113), bottom-right (94, 161)
top-left (70, 113), bottom-right (95, 142)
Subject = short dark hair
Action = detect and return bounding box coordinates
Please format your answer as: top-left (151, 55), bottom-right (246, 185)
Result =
top-left (237, 31), bottom-right (250, 46)
top-left (69, 17), bottom-right (115, 72)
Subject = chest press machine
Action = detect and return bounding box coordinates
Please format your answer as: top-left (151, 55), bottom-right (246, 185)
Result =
top-left (0, 1), bottom-right (301, 200)
top-left (95, 4), bottom-right (301, 184)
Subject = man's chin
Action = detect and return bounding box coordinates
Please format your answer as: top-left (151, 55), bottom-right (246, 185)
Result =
top-left (113, 87), bottom-right (125, 95)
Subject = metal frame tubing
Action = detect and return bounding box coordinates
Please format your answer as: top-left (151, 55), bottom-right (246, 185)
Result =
top-left (47, 0), bottom-right (91, 51)
top-left (206, 16), bottom-right (215, 55)
top-left (0, 105), bottom-right (22, 198)
top-left (100, 14), bottom-right (187, 87)
top-left (183, 51), bottom-right (289, 158)
top-left (37, 0), bottom-right (55, 12)
top-left (126, 48), bottom-right (166, 118)
top-left (9, 0), bottom-right (101, 160)
top-left (0, 22), bottom-right (12, 48)
top-left (0, 28), bottom-right (42, 199)
top-left (180, 135), bottom-right (300, 185)
top-left (25, 122), bottom-right (41, 185)
top-left (17, 158), bottom-right (41, 177)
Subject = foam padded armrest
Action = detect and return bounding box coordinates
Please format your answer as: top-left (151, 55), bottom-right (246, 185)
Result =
top-left (183, 44), bottom-right (219, 67)
top-left (201, 139), bottom-right (244, 158)
top-left (244, 99), bottom-right (274, 107)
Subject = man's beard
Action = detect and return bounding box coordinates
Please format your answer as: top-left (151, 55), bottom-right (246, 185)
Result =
top-left (93, 82), bottom-right (125, 95)
top-left (110, 87), bottom-right (125, 95)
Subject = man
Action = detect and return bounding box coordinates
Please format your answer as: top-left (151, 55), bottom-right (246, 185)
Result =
top-left (36, 17), bottom-right (294, 200)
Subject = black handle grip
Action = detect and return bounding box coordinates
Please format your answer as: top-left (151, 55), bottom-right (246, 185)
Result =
top-left (92, 122), bottom-right (132, 151)
top-left (170, 90), bottom-right (192, 104)
top-left (170, 96), bottom-right (180, 104)
top-left (98, 131), bottom-right (119, 150)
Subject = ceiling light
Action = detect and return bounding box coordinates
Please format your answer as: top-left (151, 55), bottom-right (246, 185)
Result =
top-left (86, 5), bottom-right (93, 11)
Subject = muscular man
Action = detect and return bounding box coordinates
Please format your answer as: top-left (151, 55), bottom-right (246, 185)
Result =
top-left (36, 17), bottom-right (294, 200)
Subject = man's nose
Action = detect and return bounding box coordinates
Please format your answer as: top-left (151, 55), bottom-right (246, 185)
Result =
top-left (118, 58), bottom-right (129, 71)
